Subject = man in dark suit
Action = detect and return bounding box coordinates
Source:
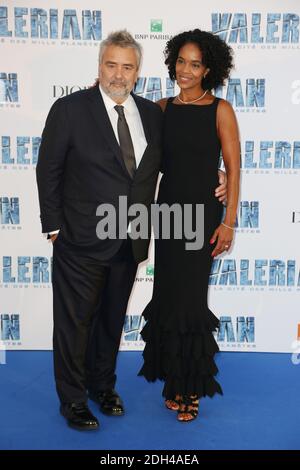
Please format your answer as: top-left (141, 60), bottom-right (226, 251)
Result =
top-left (36, 30), bottom-right (227, 431)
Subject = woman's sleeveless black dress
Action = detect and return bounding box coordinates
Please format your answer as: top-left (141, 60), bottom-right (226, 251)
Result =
top-left (138, 97), bottom-right (224, 400)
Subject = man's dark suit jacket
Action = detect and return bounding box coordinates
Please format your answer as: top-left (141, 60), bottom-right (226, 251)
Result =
top-left (36, 86), bottom-right (162, 263)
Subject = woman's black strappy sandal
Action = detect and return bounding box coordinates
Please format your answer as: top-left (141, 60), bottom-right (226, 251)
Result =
top-left (165, 395), bottom-right (182, 411)
top-left (177, 395), bottom-right (199, 422)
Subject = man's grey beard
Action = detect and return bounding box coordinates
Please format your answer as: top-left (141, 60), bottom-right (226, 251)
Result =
top-left (101, 83), bottom-right (131, 100)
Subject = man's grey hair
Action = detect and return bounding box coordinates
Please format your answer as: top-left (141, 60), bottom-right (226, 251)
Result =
top-left (99, 30), bottom-right (142, 69)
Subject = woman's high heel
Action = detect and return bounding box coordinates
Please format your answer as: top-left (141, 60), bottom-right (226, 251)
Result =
top-left (165, 395), bottom-right (182, 411)
top-left (177, 395), bottom-right (199, 422)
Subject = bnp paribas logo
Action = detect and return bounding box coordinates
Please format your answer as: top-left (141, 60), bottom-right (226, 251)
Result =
top-left (150, 19), bottom-right (163, 32)
top-left (146, 264), bottom-right (154, 276)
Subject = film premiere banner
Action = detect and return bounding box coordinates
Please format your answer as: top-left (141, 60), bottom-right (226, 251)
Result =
top-left (0, 0), bottom-right (299, 354)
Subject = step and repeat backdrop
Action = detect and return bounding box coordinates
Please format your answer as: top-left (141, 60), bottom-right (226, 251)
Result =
top-left (0, 0), bottom-right (299, 353)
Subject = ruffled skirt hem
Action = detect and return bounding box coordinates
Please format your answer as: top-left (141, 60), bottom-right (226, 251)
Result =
top-left (138, 300), bottom-right (223, 400)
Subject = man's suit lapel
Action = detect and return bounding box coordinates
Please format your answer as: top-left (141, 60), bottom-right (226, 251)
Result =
top-left (87, 86), bottom-right (130, 177)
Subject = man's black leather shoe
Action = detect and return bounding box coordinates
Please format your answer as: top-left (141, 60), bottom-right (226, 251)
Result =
top-left (60, 402), bottom-right (99, 430)
top-left (89, 389), bottom-right (125, 416)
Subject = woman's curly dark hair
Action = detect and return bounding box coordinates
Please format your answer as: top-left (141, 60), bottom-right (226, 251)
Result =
top-left (164, 29), bottom-right (234, 91)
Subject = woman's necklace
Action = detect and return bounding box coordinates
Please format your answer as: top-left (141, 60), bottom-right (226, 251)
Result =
top-left (177, 89), bottom-right (208, 104)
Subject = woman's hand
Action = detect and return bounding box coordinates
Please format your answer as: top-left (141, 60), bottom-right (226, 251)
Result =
top-left (215, 170), bottom-right (227, 203)
top-left (210, 223), bottom-right (234, 257)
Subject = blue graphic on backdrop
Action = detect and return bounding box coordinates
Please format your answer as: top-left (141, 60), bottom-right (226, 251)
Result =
top-left (238, 201), bottom-right (259, 228)
top-left (220, 141), bottom-right (300, 171)
top-left (243, 141), bottom-right (300, 169)
top-left (215, 79), bottom-right (265, 108)
top-left (0, 73), bottom-right (18, 103)
top-left (123, 315), bottom-right (146, 342)
top-left (1, 136), bottom-right (40, 166)
top-left (210, 259), bottom-right (300, 288)
top-left (1, 314), bottom-right (20, 340)
top-left (223, 201), bottom-right (259, 230)
top-left (222, 201), bottom-right (259, 231)
top-left (1, 257), bottom-right (52, 284)
top-left (212, 13), bottom-right (299, 44)
top-left (0, 7), bottom-right (102, 40)
top-left (134, 77), bottom-right (175, 101)
top-left (217, 316), bottom-right (255, 343)
top-left (0, 197), bottom-right (20, 224)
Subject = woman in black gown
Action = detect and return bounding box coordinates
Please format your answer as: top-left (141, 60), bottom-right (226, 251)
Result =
top-left (138, 30), bottom-right (240, 422)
